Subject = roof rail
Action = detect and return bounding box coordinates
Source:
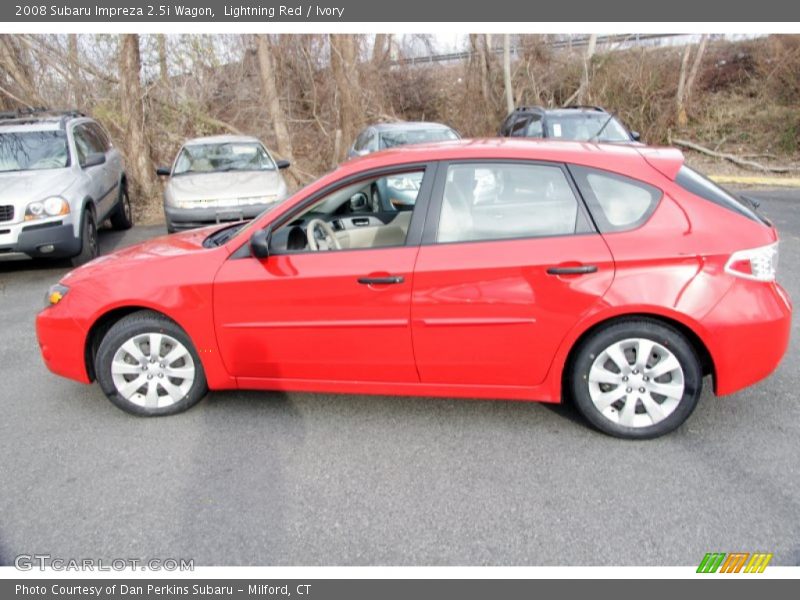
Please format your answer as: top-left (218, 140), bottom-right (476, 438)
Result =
top-left (0, 108), bottom-right (85, 121)
top-left (561, 105), bottom-right (606, 112)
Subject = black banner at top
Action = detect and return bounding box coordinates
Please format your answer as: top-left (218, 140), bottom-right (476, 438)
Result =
top-left (3, 0), bottom-right (800, 22)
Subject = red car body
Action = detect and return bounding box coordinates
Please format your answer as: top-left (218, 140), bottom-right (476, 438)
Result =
top-left (36, 140), bottom-right (791, 406)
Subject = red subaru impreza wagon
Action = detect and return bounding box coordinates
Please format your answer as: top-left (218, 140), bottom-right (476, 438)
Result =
top-left (36, 140), bottom-right (791, 438)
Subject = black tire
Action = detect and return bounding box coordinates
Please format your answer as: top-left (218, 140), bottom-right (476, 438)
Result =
top-left (166, 222), bottom-right (176, 234)
top-left (110, 186), bottom-right (133, 230)
top-left (70, 209), bottom-right (98, 267)
top-left (568, 318), bottom-right (702, 439)
top-left (95, 310), bottom-right (208, 416)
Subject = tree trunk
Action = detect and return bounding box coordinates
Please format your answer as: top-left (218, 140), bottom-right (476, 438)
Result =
top-left (372, 34), bottom-right (388, 66)
top-left (119, 34), bottom-right (156, 202)
top-left (676, 35), bottom-right (708, 127)
top-left (329, 34), bottom-right (360, 163)
top-left (256, 34), bottom-right (297, 184)
top-left (157, 34), bottom-right (169, 87)
top-left (577, 34), bottom-right (597, 105)
top-left (67, 35), bottom-right (82, 109)
top-left (503, 34), bottom-right (514, 115)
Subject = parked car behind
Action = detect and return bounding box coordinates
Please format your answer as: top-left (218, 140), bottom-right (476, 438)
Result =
top-left (37, 139), bottom-right (790, 439)
top-left (0, 108), bottom-right (132, 265)
top-left (348, 122), bottom-right (460, 211)
top-left (499, 105), bottom-right (640, 144)
top-left (158, 135), bottom-right (290, 233)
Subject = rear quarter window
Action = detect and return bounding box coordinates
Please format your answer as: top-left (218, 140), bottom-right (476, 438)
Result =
top-left (570, 166), bottom-right (662, 232)
top-left (675, 166), bottom-right (763, 223)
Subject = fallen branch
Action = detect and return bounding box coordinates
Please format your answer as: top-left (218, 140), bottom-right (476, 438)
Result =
top-left (671, 138), bottom-right (798, 174)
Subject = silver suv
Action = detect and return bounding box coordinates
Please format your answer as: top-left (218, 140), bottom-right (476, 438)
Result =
top-left (0, 109), bottom-right (132, 265)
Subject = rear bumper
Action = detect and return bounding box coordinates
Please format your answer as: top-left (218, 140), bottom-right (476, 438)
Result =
top-left (706, 280), bottom-right (792, 396)
top-left (165, 204), bottom-right (267, 231)
top-left (36, 301), bottom-right (91, 384)
top-left (0, 221), bottom-right (80, 259)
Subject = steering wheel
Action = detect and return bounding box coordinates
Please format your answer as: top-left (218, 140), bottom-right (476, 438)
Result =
top-left (306, 218), bottom-right (342, 251)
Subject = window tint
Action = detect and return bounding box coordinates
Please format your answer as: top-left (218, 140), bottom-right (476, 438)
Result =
top-left (73, 125), bottom-right (105, 165)
top-left (571, 166), bottom-right (661, 232)
top-left (675, 166), bottom-right (762, 222)
top-left (509, 114), bottom-right (543, 138)
top-left (354, 129), bottom-right (369, 151)
top-left (437, 163), bottom-right (580, 243)
top-left (87, 123), bottom-right (111, 151)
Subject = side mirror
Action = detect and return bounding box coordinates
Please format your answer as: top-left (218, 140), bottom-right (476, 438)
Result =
top-left (156, 166), bottom-right (171, 176)
top-left (349, 192), bottom-right (369, 212)
top-left (82, 152), bottom-right (106, 168)
top-left (630, 131), bottom-right (641, 142)
top-left (250, 228), bottom-right (271, 259)
top-left (276, 159), bottom-right (291, 170)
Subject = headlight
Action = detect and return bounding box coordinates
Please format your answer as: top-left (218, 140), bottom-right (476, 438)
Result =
top-left (26, 197), bottom-right (70, 221)
top-left (44, 283), bottom-right (69, 308)
top-left (386, 176), bottom-right (421, 191)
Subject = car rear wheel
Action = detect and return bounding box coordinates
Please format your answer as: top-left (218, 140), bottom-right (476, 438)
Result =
top-left (110, 187), bottom-right (133, 230)
top-left (569, 319), bottom-right (702, 439)
top-left (95, 310), bottom-right (208, 416)
top-left (70, 209), bottom-right (98, 267)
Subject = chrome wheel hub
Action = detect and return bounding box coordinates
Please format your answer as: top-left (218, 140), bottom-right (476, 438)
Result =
top-left (110, 333), bottom-right (195, 409)
top-left (588, 337), bottom-right (685, 428)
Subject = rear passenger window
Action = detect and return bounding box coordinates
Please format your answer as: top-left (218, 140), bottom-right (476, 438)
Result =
top-left (571, 166), bottom-right (661, 232)
top-left (436, 163), bottom-right (583, 243)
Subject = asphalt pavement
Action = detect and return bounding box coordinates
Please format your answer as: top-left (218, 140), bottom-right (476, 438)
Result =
top-left (1, 189), bottom-right (798, 566)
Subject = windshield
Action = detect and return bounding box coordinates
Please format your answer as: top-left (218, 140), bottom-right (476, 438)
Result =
top-left (0, 131), bottom-right (69, 172)
top-left (545, 114), bottom-right (631, 142)
top-left (173, 142), bottom-right (276, 175)
top-left (379, 128), bottom-right (459, 150)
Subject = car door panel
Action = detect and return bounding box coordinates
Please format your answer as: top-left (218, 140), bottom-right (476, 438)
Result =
top-left (411, 235), bottom-right (614, 386)
top-left (213, 248), bottom-right (419, 382)
top-left (411, 160), bottom-right (614, 387)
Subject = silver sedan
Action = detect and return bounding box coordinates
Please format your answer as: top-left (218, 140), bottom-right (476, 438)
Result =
top-left (158, 135), bottom-right (290, 233)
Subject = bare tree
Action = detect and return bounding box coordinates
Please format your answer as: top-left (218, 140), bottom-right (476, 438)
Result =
top-left (119, 34), bottom-right (156, 201)
top-left (157, 34), bottom-right (169, 87)
top-left (67, 35), bottom-right (83, 108)
top-left (328, 34), bottom-right (360, 163)
top-left (570, 33), bottom-right (597, 106)
top-left (372, 34), bottom-right (391, 66)
top-left (676, 35), bottom-right (708, 127)
top-left (503, 34), bottom-right (514, 114)
top-left (0, 35), bottom-right (45, 107)
top-left (256, 34), bottom-right (297, 183)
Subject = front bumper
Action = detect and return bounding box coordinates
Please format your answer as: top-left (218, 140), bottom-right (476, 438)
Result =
top-left (36, 298), bottom-right (92, 384)
top-left (0, 220), bottom-right (79, 259)
top-left (164, 204), bottom-right (268, 231)
top-left (705, 280), bottom-right (792, 396)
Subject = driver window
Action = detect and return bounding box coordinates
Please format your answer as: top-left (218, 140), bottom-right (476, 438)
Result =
top-left (270, 170), bottom-right (424, 253)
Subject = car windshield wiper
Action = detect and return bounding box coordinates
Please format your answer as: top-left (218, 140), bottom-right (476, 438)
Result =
top-left (589, 114), bottom-right (616, 142)
top-left (204, 222), bottom-right (247, 248)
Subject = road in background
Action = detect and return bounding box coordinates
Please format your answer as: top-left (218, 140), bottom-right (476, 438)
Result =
top-left (0, 189), bottom-right (798, 566)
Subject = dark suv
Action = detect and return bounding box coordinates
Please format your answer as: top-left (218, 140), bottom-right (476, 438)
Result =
top-left (498, 106), bottom-right (640, 144)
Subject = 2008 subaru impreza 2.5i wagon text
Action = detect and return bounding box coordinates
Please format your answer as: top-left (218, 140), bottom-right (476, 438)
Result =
top-left (36, 139), bottom-right (792, 439)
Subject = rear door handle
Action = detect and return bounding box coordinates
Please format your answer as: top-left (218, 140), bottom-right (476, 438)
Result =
top-left (546, 265), bottom-right (598, 275)
top-left (357, 275), bottom-right (405, 285)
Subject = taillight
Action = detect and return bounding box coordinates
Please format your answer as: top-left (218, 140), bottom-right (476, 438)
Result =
top-left (724, 242), bottom-right (779, 282)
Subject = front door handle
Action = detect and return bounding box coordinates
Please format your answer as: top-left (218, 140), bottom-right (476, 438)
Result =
top-left (357, 275), bottom-right (405, 285)
top-left (546, 265), bottom-right (598, 275)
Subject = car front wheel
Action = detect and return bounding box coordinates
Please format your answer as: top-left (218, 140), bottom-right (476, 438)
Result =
top-left (95, 310), bottom-right (208, 416)
top-left (70, 209), bottom-right (98, 267)
top-left (569, 319), bottom-right (702, 439)
top-left (110, 187), bottom-right (133, 230)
